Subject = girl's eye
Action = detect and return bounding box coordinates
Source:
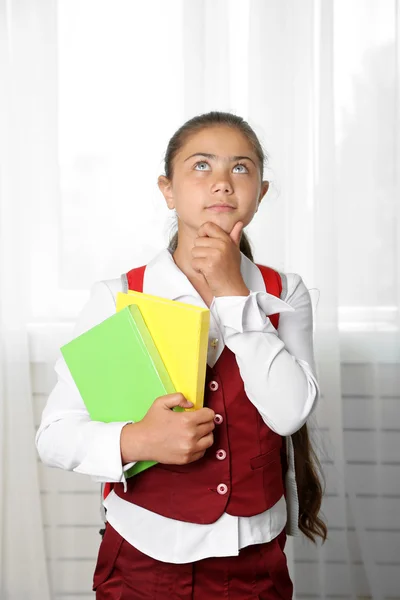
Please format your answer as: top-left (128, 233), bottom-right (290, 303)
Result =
top-left (233, 163), bottom-right (249, 173)
top-left (194, 161), bottom-right (210, 171)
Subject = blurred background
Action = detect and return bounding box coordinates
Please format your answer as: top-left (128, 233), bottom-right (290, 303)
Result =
top-left (0, 0), bottom-right (399, 598)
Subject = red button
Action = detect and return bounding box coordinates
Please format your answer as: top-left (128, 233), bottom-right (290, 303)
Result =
top-left (209, 381), bottom-right (219, 391)
top-left (217, 483), bottom-right (228, 495)
top-left (216, 449), bottom-right (226, 461)
top-left (214, 414), bottom-right (223, 425)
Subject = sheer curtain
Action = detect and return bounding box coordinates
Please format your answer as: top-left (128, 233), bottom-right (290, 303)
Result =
top-left (0, 1), bottom-right (54, 598)
top-left (1, 1), bottom-right (398, 598)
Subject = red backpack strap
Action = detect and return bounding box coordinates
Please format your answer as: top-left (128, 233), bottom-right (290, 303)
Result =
top-left (126, 265), bottom-right (146, 293)
top-left (102, 265), bottom-right (147, 505)
top-left (255, 264), bottom-right (282, 331)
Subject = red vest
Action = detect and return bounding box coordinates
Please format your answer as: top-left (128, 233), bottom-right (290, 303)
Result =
top-left (108, 263), bottom-right (287, 524)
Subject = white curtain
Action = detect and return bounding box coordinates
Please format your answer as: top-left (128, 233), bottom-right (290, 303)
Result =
top-left (1, 1), bottom-right (398, 598)
top-left (0, 1), bottom-right (54, 598)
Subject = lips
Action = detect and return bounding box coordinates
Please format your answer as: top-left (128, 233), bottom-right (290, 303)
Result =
top-left (206, 204), bottom-right (236, 212)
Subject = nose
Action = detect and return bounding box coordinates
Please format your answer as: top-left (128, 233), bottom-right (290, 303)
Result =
top-left (211, 177), bottom-right (233, 195)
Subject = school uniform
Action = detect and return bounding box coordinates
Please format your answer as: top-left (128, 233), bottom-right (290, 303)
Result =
top-left (36, 248), bottom-right (319, 599)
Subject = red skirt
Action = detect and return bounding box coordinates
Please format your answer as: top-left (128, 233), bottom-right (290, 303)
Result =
top-left (93, 524), bottom-right (293, 599)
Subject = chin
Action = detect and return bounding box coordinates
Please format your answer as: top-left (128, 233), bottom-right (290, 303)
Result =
top-left (205, 213), bottom-right (236, 232)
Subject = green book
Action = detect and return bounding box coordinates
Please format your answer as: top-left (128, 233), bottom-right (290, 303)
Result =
top-left (61, 305), bottom-right (181, 477)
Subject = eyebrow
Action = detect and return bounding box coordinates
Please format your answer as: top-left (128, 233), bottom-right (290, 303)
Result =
top-left (184, 152), bottom-right (257, 167)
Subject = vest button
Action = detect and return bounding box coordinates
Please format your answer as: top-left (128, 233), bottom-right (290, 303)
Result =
top-left (209, 380), bottom-right (219, 392)
top-left (210, 337), bottom-right (219, 349)
top-left (214, 413), bottom-right (223, 425)
top-left (217, 483), bottom-right (228, 495)
top-left (216, 449), bottom-right (226, 461)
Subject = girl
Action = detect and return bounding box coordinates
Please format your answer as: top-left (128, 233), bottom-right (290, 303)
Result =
top-left (36, 111), bottom-right (327, 599)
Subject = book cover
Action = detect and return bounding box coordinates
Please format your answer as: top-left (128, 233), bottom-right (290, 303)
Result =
top-left (61, 305), bottom-right (179, 477)
top-left (116, 290), bottom-right (210, 411)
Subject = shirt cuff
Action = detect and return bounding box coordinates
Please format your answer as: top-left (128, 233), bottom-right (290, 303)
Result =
top-left (73, 420), bottom-right (136, 489)
top-left (211, 291), bottom-right (295, 333)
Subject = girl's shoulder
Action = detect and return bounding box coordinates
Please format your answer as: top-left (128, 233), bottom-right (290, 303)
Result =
top-left (98, 276), bottom-right (125, 303)
top-left (71, 278), bottom-right (124, 339)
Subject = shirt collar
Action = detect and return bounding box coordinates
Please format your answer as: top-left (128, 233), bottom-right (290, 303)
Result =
top-left (143, 248), bottom-right (268, 301)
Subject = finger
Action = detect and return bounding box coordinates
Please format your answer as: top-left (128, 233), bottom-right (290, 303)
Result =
top-left (197, 432), bottom-right (214, 452)
top-left (191, 248), bottom-right (208, 260)
top-left (189, 407), bottom-right (216, 424)
top-left (191, 257), bottom-right (208, 274)
top-left (186, 435), bottom-right (214, 462)
top-left (196, 421), bottom-right (216, 438)
top-left (193, 236), bottom-right (224, 249)
top-left (197, 221), bottom-right (230, 241)
top-left (229, 221), bottom-right (244, 246)
top-left (191, 247), bottom-right (220, 261)
top-left (159, 394), bottom-right (193, 410)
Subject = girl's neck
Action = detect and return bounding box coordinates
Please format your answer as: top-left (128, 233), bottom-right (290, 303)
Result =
top-left (171, 225), bottom-right (199, 279)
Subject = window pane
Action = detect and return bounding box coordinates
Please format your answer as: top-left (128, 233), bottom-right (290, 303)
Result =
top-left (335, 0), bottom-right (397, 308)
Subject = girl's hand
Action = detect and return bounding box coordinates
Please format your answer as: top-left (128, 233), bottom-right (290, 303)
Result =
top-left (191, 221), bottom-right (250, 297)
top-left (120, 393), bottom-right (215, 465)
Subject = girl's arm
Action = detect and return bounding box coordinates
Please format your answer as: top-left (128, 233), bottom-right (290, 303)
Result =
top-left (35, 281), bottom-right (136, 484)
top-left (211, 273), bottom-right (319, 436)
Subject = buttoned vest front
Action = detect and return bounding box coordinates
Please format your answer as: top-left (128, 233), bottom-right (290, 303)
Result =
top-left (110, 263), bottom-right (287, 524)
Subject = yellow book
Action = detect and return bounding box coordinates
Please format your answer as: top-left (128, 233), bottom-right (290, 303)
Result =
top-left (116, 291), bottom-right (210, 410)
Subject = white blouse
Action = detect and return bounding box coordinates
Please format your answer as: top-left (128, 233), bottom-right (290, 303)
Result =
top-left (36, 249), bottom-right (319, 563)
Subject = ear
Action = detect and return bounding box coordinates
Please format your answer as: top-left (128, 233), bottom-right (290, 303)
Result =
top-left (256, 180), bottom-right (269, 210)
top-left (158, 175), bottom-right (175, 210)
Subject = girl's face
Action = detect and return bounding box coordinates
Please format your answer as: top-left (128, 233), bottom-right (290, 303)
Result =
top-left (158, 125), bottom-right (269, 236)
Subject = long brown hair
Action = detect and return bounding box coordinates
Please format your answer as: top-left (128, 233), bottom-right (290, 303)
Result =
top-left (165, 111), bottom-right (327, 543)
